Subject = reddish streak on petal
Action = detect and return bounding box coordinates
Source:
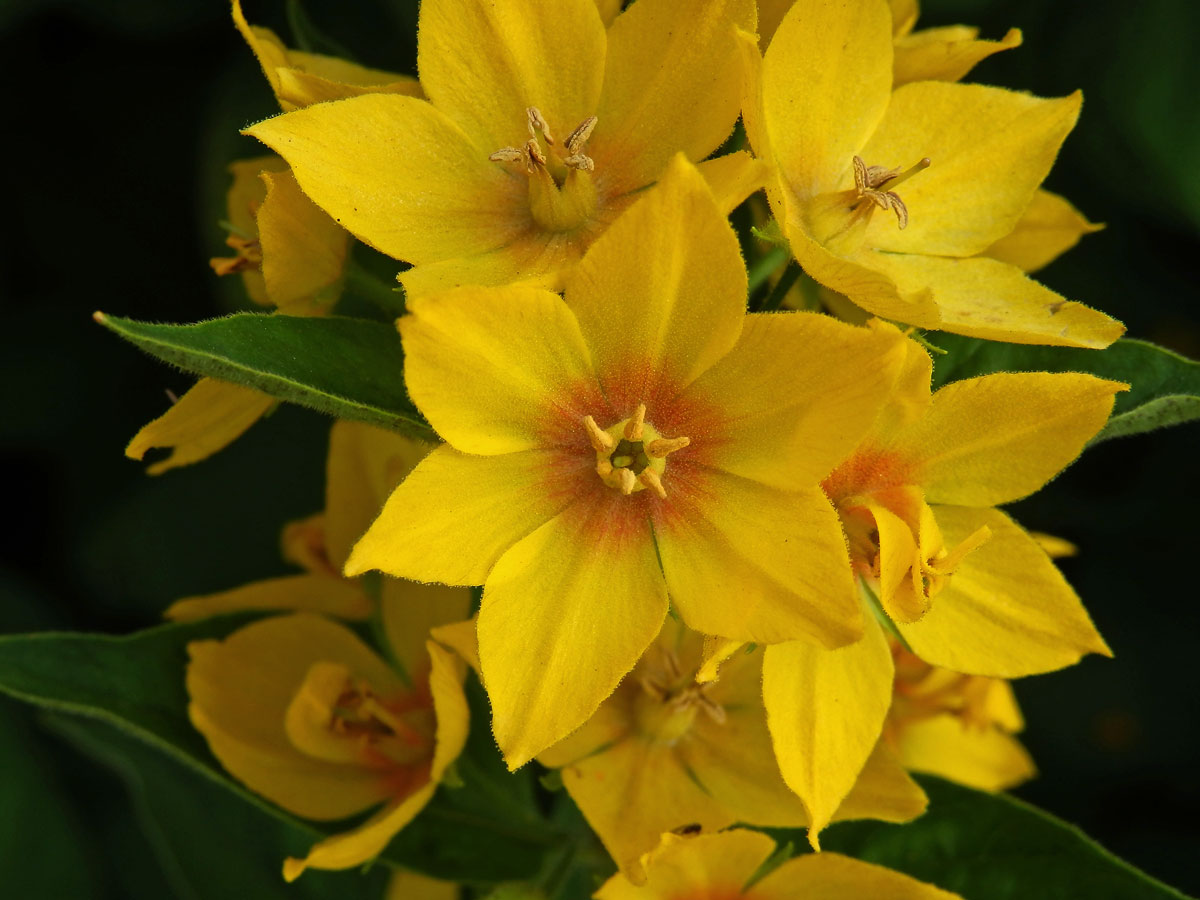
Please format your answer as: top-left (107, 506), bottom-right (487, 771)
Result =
top-left (822, 446), bottom-right (915, 504)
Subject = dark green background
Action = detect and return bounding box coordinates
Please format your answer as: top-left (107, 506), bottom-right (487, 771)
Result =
top-left (0, 0), bottom-right (1196, 896)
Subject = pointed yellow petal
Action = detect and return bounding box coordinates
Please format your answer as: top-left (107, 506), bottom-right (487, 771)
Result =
top-left (380, 577), bottom-right (472, 677)
top-left (186, 614), bottom-right (403, 820)
top-left (166, 573), bottom-right (369, 623)
top-left (754, 851), bottom-right (962, 900)
top-left (864, 251), bottom-right (1124, 347)
top-left (696, 150), bottom-right (768, 215)
top-left (275, 56), bottom-right (421, 110)
top-left (245, 95), bottom-right (525, 266)
top-left (324, 421), bottom-right (431, 573)
top-left (696, 636), bottom-right (744, 683)
top-left (985, 188), bottom-right (1103, 273)
top-left (762, 617), bottom-right (895, 847)
top-left (899, 506), bottom-right (1111, 677)
top-left (232, 0), bottom-right (290, 103)
top-left (125, 378), bottom-right (275, 475)
top-left (478, 499), bottom-right (668, 769)
top-left (284, 640), bottom-right (468, 879)
top-left (429, 618), bottom-right (480, 674)
top-left (595, 831), bottom-right (776, 900)
top-left (889, 372), bottom-right (1124, 506)
top-left (678, 313), bottom-right (907, 488)
top-left (890, 0), bottom-right (920, 37)
top-left (896, 714), bottom-right (1036, 791)
top-left (591, 0), bottom-right (755, 196)
top-left (656, 471), bottom-right (861, 647)
top-left (762, 0), bottom-right (892, 197)
top-left (566, 155), bottom-right (744, 410)
top-left (257, 169), bottom-right (348, 314)
top-left (401, 286), bottom-right (598, 453)
top-left (862, 84), bottom-right (1080, 257)
top-left (834, 740), bottom-right (929, 824)
top-left (345, 445), bottom-right (569, 585)
top-left (860, 497), bottom-right (923, 621)
top-left (398, 231), bottom-right (582, 297)
top-left (893, 26), bottom-right (1022, 86)
top-left (417, 0), bottom-right (605, 152)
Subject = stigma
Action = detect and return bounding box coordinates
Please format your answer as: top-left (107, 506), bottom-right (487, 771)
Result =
top-left (582, 403), bottom-right (689, 499)
top-left (851, 155), bottom-right (930, 230)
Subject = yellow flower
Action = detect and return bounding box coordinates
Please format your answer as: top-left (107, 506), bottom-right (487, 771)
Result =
top-left (232, 0), bottom-right (422, 110)
top-left (596, 830), bottom-right (961, 900)
top-left (741, 0), bottom-right (1124, 347)
top-left (166, 421), bottom-right (444, 623)
top-left (345, 157), bottom-right (909, 768)
top-left (187, 607), bottom-right (469, 880)
top-left (758, 335), bottom-right (1121, 845)
top-left (244, 0), bottom-right (763, 298)
top-left (537, 617), bottom-right (927, 881)
top-left (886, 645), bottom-right (1035, 792)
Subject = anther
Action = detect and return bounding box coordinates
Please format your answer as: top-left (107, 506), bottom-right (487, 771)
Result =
top-left (565, 116), bottom-right (597, 153)
top-left (639, 467), bottom-right (667, 499)
top-left (646, 436), bottom-right (689, 459)
top-left (624, 404), bottom-right (647, 441)
top-left (583, 415), bottom-right (615, 452)
top-left (527, 107), bottom-right (553, 144)
top-left (618, 468), bottom-right (637, 495)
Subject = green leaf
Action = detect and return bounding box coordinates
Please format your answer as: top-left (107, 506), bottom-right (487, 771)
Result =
top-left (0, 619), bottom-right (554, 884)
top-left (94, 312), bottom-right (437, 441)
top-left (769, 775), bottom-right (1194, 900)
top-left (929, 333), bottom-right (1200, 443)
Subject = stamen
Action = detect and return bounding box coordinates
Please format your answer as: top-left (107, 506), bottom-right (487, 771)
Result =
top-left (583, 415), bottom-right (615, 452)
top-left (526, 107), bottom-right (553, 144)
top-left (487, 147), bottom-right (526, 164)
top-left (851, 155), bottom-right (931, 230)
top-left (624, 403), bottom-right (647, 441)
top-left (879, 157), bottom-right (931, 191)
top-left (646, 436), bottom-right (690, 459)
top-left (618, 468), bottom-right (637, 495)
top-left (565, 116), bottom-right (597, 153)
top-left (638, 467), bottom-right (667, 499)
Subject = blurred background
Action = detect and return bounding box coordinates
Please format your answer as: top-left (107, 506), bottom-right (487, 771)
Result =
top-left (0, 0), bottom-right (1196, 896)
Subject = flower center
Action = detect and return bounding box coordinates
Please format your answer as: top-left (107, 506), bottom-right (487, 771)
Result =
top-left (489, 106), bottom-right (600, 233)
top-left (851, 154), bottom-right (930, 230)
top-left (582, 403), bottom-right (690, 498)
top-left (635, 647), bottom-right (726, 745)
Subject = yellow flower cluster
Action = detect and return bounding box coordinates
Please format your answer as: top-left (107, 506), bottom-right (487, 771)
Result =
top-left (149, 0), bottom-right (1129, 894)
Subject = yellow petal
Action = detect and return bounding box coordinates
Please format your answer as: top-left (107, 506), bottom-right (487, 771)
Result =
top-left (591, 0), bottom-right (755, 196)
top-left (696, 150), bottom-right (768, 215)
top-left (861, 497), bottom-right (922, 621)
top-left (595, 830), bottom-right (776, 900)
top-left (429, 617), bottom-right (481, 674)
top-left (678, 313), bottom-right (907, 488)
top-left (754, 851), bottom-right (962, 900)
top-left (324, 421), bottom-right (431, 572)
top-left (762, 0), bottom-right (892, 198)
top-left (478, 499), bottom-right (668, 769)
top-left (398, 231), bottom-right (583, 297)
top-left (984, 188), bottom-right (1103, 273)
top-left (898, 506), bottom-right (1111, 677)
top-left (380, 577), bottom-right (472, 679)
top-left (231, 0), bottom-right (291, 104)
top-left (257, 169), bottom-right (348, 314)
top-left (400, 287), bottom-right (598, 454)
top-left (861, 84), bottom-right (1080, 257)
top-left (345, 445), bottom-right (569, 585)
top-left (275, 59), bottom-right (422, 110)
top-left (834, 740), bottom-right (929, 825)
top-left (889, 0), bottom-right (920, 37)
top-left (893, 26), bottom-right (1022, 86)
top-left (125, 378), bottom-right (275, 475)
top-left (888, 371), bottom-right (1124, 506)
top-left (595, 0), bottom-right (623, 26)
top-left (896, 714), bottom-right (1036, 791)
top-left (655, 469), bottom-right (861, 647)
top-left (166, 573), bottom-right (370, 623)
top-left (284, 640), bottom-right (469, 879)
top-left (757, 0), bottom-right (792, 48)
top-left (863, 251), bottom-right (1124, 347)
top-left (219, 155), bottom-right (287, 306)
top-left (417, 0), bottom-right (605, 153)
top-left (186, 614), bottom-right (402, 820)
top-left (245, 95), bottom-right (526, 266)
top-left (565, 155), bottom-right (745, 410)
top-left (761, 617), bottom-right (895, 847)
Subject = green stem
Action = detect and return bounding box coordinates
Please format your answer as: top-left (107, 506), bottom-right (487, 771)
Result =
top-left (344, 261), bottom-right (407, 318)
top-left (754, 260), bottom-right (802, 312)
top-left (746, 245), bottom-right (789, 296)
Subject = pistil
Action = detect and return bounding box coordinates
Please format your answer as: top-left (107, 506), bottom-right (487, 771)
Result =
top-left (851, 155), bottom-right (931, 230)
top-left (583, 403), bottom-right (690, 499)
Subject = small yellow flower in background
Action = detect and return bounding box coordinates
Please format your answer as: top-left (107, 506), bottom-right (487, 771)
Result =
top-left (245, 0), bottom-right (763, 298)
top-left (595, 830), bottom-right (961, 900)
top-left (187, 604), bottom-right (469, 880)
top-left (345, 157), bottom-right (909, 769)
top-left (740, 0), bottom-right (1124, 347)
top-left (166, 421), bottom-right (443, 623)
top-left (758, 334), bottom-right (1121, 846)
top-left (232, 0), bottom-right (422, 110)
top-left (537, 618), bottom-right (927, 881)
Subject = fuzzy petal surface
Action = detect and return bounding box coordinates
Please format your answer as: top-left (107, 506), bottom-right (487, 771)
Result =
top-left (478, 498), bottom-right (668, 768)
top-left (566, 155), bottom-right (744, 410)
top-left (417, 0), bottom-right (605, 154)
top-left (888, 372), bottom-right (1123, 507)
top-left (896, 714), bottom-right (1036, 791)
top-left (246, 95), bottom-right (525, 266)
top-left (985, 188), bottom-right (1102, 273)
top-left (595, 830), bottom-right (776, 900)
top-left (345, 445), bottom-right (570, 585)
top-left (762, 616), bottom-right (895, 846)
top-left (892, 25), bottom-right (1022, 86)
top-left (166, 574), bottom-right (369, 623)
top-left (401, 287), bottom-right (599, 454)
top-left (899, 506), bottom-right (1111, 677)
top-left (380, 578), bottom-right (472, 680)
top-left (257, 169), bottom-right (347, 314)
top-left (125, 378), bottom-right (275, 475)
top-left (592, 0), bottom-right (755, 196)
